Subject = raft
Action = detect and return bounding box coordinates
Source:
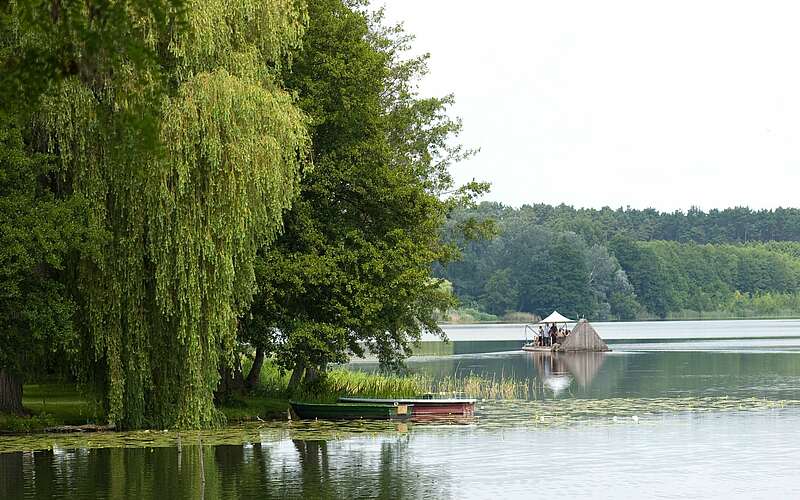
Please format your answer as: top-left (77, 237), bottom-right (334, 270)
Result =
top-left (521, 344), bottom-right (556, 352)
top-left (522, 319), bottom-right (611, 353)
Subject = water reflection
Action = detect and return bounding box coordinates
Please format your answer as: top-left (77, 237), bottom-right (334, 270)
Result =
top-left (0, 434), bottom-right (452, 499)
top-left (358, 349), bottom-right (800, 402)
top-left (6, 408), bottom-right (800, 499)
top-left (8, 330), bottom-right (800, 499)
top-left (525, 352), bottom-right (608, 395)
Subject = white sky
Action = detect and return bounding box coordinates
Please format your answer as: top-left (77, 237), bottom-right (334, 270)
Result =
top-left (381, 0), bottom-right (800, 211)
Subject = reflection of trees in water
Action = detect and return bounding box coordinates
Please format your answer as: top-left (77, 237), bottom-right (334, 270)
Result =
top-left (288, 436), bottom-right (450, 499)
top-left (1, 444), bottom-right (219, 498)
top-left (0, 451), bottom-right (23, 499)
top-left (1, 447), bottom-right (119, 499)
top-left (533, 350), bottom-right (800, 400)
top-left (1, 434), bottom-right (449, 499)
top-left (214, 443), bottom-right (267, 498)
top-left (600, 351), bottom-right (800, 399)
top-left (366, 332), bottom-right (800, 402)
top-left (383, 350), bottom-right (629, 399)
top-left (293, 440), bottom-right (330, 497)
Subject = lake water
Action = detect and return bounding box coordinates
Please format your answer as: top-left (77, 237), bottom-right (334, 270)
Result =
top-left (4, 319), bottom-right (800, 499)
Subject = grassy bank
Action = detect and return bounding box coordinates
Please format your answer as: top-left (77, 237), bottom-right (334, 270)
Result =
top-left (4, 359), bottom-right (531, 432)
top-left (226, 358), bottom-right (537, 422)
top-left (221, 360), bottom-right (430, 423)
top-left (0, 384), bottom-right (102, 433)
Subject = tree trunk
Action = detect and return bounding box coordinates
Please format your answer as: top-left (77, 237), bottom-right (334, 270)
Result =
top-left (303, 363), bottom-right (326, 385)
top-left (0, 369), bottom-right (24, 415)
top-left (303, 365), bottom-right (320, 385)
top-left (244, 347), bottom-right (265, 390)
top-left (287, 361), bottom-right (306, 393)
top-left (215, 361), bottom-right (245, 403)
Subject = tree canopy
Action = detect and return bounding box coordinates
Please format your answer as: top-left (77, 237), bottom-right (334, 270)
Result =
top-left (2, 0), bottom-right (310, 428)
top-left (1, 0), bottom-right (482, 427)
top-left (239, 0), bottom-right (483, 385)
top-left (0, 111), bottom-right (85, 413)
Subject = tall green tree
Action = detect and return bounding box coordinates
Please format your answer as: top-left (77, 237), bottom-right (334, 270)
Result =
top-left (439, 201), bottom-right (800, 320)
top-left (0, 113), bottom-right (84, 413)
top-left (240, 0), bottom-right (484, 386)
top-left (4, 0), bottom-right (310, 428)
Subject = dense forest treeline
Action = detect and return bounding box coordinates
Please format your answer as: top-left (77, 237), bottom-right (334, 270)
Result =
top-left (440, 203), bottom-right (800, 321)
top-left (460, 203), bottom-right (800, 245)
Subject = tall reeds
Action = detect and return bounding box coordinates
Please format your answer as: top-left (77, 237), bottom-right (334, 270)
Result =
top-left (254, 359), bottom-right (537, 401)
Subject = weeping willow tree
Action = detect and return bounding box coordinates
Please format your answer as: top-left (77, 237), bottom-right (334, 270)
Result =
top-left (10, 0), bottom-right (309, 428)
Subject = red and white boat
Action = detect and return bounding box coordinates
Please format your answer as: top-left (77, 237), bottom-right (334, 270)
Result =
top-left (338, 397), bottom-right (476, 417)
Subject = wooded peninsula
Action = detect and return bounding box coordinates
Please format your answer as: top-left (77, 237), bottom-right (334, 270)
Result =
top-left (3, 0), bottom-right (799, 434)
top-left (0, 0), bottom-right (487, 429)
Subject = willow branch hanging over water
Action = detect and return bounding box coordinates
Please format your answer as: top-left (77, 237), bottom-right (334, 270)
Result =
top-left (24, 0), bottom-right (310, 429)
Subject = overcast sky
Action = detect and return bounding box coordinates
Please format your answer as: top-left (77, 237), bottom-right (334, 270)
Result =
top-left (381, 1), bottom-right (800, 212)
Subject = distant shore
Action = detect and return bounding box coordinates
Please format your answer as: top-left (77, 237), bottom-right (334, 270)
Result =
top-left (439, 310), bottom-right (800, 325)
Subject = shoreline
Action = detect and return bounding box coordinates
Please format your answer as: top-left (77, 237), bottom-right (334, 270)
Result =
top-left (440, 315), bottom-right (800, 326)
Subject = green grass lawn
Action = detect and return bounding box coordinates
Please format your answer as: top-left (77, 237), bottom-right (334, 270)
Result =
top-left (1, 361), bottom-right (427, 432)
top-left (21, 384), bottom-right (101, 425)
top-left (1, 382), bottom-right (290, 432)
top-left (220, 395), bottom-right (289, 423)
top-left (0, 383), bottom-right (101, 433)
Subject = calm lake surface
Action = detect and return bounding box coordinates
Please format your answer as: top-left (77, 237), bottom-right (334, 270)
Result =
top-left (4, 319), bottom-right (800, 499)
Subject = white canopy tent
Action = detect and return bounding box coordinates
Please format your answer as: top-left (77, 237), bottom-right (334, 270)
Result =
top-left (524, 310), bottom-right (575, 346)
top-left (538, 311), bottom-right (574, 324)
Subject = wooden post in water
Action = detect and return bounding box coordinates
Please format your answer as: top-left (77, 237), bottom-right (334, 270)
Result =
top-left (177, 434), bottom-right (182, 472)
top-left (199, 438), bottom-right (206, 500)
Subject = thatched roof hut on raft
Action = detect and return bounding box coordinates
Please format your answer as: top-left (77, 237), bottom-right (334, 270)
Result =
top-left (555, 319), bottom-right (610, 352)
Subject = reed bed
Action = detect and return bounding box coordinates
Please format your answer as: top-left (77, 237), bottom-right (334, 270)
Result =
top-left (253, 358), bottom-right (538, 401)
top-left (254, 361), bottom-right (292, 395)
top-left (321, 370), bottom-right (429, 398)
top-left (430, 374), bottom-right (537, 400)
top-left (291, 368), bottom-right (537, 401)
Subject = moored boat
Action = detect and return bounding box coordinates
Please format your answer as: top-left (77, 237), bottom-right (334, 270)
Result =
top-left (289, 401), bottom-right (413, 420)
top-left (338, 397), bottom-right (476, 417)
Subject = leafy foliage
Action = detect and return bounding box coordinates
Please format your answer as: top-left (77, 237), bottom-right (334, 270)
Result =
top-left (4, 0), bottom-right (310, 428)
top-left (0, 112), bottom-right (84, 388)
top-left (240, 0), bottom-right (482, 379)
top-left (475, 202), bottom-right (800, 245)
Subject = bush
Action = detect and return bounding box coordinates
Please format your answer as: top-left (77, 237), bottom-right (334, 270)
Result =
top-left (0, 413), bottom-right (57, 433)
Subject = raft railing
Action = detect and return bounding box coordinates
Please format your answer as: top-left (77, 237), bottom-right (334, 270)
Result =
top-left (524, 324), bottom-right (539, 346)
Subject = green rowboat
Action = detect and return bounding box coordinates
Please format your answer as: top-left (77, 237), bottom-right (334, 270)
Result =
top-left (289, 401), bottom-right (413, 420)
